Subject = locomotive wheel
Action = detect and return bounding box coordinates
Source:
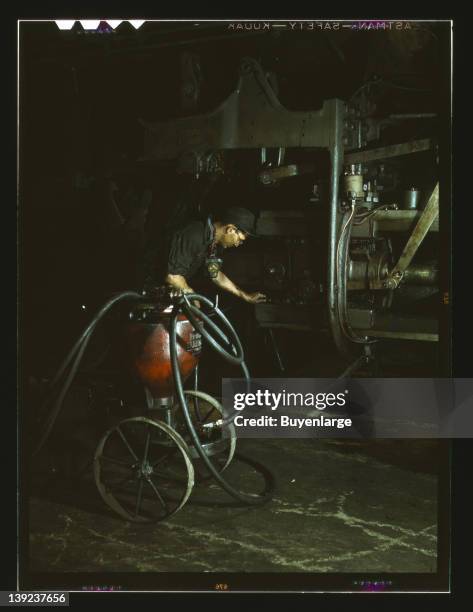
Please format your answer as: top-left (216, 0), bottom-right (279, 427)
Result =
top-left (94, 417), bottom-right (194, 523)
top-left (180, 390), bottom-right (236, 473)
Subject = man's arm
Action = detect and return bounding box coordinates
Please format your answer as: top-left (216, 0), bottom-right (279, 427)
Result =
top-left (212, 271), bottom-right (266, 304)
top-left (165, 274), bottom-right (195, 295)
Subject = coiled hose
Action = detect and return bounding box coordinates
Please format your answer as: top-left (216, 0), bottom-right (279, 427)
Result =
top-left (171, 293), bottom-right (274, 505)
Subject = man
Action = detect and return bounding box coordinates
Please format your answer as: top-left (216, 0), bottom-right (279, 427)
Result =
top-left (161, 206), bottom-right (267, 304)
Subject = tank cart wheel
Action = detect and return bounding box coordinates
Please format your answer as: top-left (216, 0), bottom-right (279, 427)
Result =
top-left (179, 390), bottom-right (236, 473)
top-left (94, 417), bottom-right (194, 523)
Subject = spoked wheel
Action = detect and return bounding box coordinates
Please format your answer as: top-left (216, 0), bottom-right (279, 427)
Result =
top-left (94, 417), bottom-right (194, 523)
top-left (176, 390), bottom-right (236, 474)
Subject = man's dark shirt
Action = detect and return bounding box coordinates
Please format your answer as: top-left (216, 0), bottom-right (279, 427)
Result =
top-left (141, 216), bottom-right (222, 290)
top-left (167, 219), bottom-right (216, 279)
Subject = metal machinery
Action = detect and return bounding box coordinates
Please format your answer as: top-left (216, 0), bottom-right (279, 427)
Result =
top-left (30, 54), bottom-right (444, 522)
top-left (33, 287), bottom-right (273, 522)
top-left (140, 57), bottom-right (443, 372)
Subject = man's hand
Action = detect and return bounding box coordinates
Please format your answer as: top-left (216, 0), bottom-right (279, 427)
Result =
top-left (168, 287), bottom-right (183, 299)
top-left (165, 274), bottom-right (201, 308)
top-left (242, 291), bottom-right (267, 304)
top-left (211, 271), bottom-right (266, 304)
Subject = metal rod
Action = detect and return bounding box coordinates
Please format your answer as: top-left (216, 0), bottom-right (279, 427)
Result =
top-left (277, 147), bottom-right (285, 166)
top-left (146, 477), bottom-right (169, 512)
top-left (344, 139), bottom-right (431, 164)
top-left (267, 328), bottom-right (285, 373)
top-left (116, 427), bottom-right (139, 462)
top-left (389, 114), bottom-right (437, 119)
top-left (387, 183), bottom-right (439, 288)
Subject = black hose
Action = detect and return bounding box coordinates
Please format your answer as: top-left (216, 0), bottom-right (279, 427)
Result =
top-left (33, 330), bottom-right (94, 456)
top-left (192, 363), bottom-right (202, 420)
top-left (182, 293), bottom-right (244, 365)
top-left (186, 303), bottom-right (235, 352)
top-left (33, 290), bottom-right (143, 455)
top-left (79, 340), bottom-right (111, 373)
top-left (183, 295), bottom-right (245, 367)
top-left (183, 295), bottom-right (250, 383)
top-left (183, 294), bottom-right (251, 425)
top-left (50, 292), bottom-right (142, 389)
top-left (170, 300), bottom-right (273, 505)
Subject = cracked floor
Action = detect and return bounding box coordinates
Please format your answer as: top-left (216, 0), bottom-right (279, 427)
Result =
top-left (28, 439), bottom-right (440, 574)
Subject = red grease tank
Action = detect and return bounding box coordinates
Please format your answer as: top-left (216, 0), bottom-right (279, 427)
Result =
top-left (125, 302), bottom-right (202, 399)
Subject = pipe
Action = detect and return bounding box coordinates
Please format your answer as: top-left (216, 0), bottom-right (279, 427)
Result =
top-left (389, 113), bottom-right (437, 119)
top-left (337, 205), bottom-right (377, 346)
top-left (327, 99), bottom-right (351, 357)
top-left (348, 262), bottom-right (437, 288)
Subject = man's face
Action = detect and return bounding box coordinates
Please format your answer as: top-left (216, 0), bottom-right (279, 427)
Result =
top-left (221, 225), bottom-right (248, 249)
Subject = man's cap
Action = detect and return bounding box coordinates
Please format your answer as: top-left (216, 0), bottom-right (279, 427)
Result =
top-left (219, 206), bottom-right (258, 236)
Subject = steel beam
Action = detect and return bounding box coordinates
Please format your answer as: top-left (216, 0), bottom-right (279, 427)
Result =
top-left (344, 139), bottom-right (432, 164)
top-left (140, 58), bottom-right (342, 160)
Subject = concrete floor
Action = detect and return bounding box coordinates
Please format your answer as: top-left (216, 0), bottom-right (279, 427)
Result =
top-left (28, 439), bottom-right (439, 574)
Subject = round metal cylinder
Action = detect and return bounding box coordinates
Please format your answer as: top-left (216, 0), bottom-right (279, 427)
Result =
top-left (403, 264), bottom-right (438, 286)
top-left (344, 174), bottom-right (364, 199)
top-left (348, 261), bottom-right (438, 288)
top-left (403, 188), bottom-right (420, 210)
top-left (348, 252), bottom-right (390, 290)
top-left (348, 260), bottom-right (368, 288)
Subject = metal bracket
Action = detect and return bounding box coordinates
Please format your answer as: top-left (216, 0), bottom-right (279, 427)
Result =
top-left (384, 183), bottom-right (439, 289)
top-left (139, 57), bottom-right (343, 159)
